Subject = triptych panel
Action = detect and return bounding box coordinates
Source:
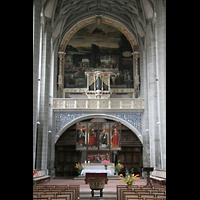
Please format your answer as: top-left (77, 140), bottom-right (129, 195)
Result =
top-left (76, 122), bottom-right (121, 151)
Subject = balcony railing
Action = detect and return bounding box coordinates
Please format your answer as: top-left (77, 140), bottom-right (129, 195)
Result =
top-left (53, 98), bottom-right (144, 110)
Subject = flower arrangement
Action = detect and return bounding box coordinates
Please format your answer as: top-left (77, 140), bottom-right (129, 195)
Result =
top-left (75, 163), bottom-right (83, 175)
top-left (119, 168), bottom-right (140, 186)
top-left (33, 170), bottom-right (37, 185)
top-left (115, 160), bottom-right (124, 173)
top-left (101, 160), bottom-right (110, 167)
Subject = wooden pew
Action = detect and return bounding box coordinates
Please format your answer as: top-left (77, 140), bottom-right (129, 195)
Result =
top-left (118, 184), bottom-right (166, 200)
top-left (56, 192), bottom-right (72, 200)
top-left (69, 185), bottom-right (80, 200)
top-left (33, 170), bottom-right (50, 184)
top-left (122, 191), bottom-right (139, 200)
top-left (50, 197), bottom-right (68, 200)
top-left (33, 184), bottom-right (80, 200)
top-left (150, 170), bottom-right (166, 185)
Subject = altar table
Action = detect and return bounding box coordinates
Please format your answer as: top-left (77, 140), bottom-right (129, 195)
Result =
top-left (81, 170), bottom-right (111, 176)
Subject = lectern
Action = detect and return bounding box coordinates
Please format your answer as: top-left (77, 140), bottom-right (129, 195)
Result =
top-left (143, 167), bottom-right (154, 185)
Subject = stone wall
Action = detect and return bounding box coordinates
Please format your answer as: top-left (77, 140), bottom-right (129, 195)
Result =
top-left (33, 0), bottom-right (166, 178)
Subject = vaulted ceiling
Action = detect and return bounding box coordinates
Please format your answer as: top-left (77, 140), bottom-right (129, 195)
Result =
top-left (42, 0), bottom-right (154, 47)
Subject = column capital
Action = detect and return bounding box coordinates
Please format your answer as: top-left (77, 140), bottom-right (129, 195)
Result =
top-left (132, 51), bottom-right (139, 59)
top-left (58, 51), bottom-right (66, 59)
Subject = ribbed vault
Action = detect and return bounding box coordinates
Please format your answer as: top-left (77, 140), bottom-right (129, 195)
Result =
top-left (42, 0), bottom-right (155, 48)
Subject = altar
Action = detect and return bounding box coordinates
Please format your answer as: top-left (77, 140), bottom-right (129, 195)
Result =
top-left (80, 163), bottom-right (114, 184)
top-left (81, 170), bottom-right (112, 176)
top-left (81, 163), bottom-right (115, 175)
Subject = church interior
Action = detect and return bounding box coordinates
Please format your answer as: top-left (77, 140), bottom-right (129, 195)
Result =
top-left (33, 0), bottom-right (166, 199)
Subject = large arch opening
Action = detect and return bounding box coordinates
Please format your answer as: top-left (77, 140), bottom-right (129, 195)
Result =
top-left (58, 15), bottom-right (139, 91)
top-left (55, 117), bottom-right (143, 178)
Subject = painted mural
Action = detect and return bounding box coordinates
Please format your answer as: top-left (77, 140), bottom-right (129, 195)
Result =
top-left (75, 122), bottom-right (121, 151)
top-left (110, 122), bottom-right (121, 150)
top-left (76, 122), bottom-right (87, 150)
top-left (64, 23), bottom-right (133, 88)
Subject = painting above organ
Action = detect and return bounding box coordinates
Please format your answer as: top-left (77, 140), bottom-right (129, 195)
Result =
top-left (76, 122), bottom-right (121, 151)
top-left (64, 23), bottom-right (136, 89)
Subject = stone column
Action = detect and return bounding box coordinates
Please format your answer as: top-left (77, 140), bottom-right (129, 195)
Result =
top-left (108, 74), bottom-right (111, 91)
top-left (146, 19), bottom-right (160, 169)
top-left (33, 0), bottom-right (41, 169)
top-left (58, 52), bottom-right (66, 91)
top-left (87, 73), bottom-right (89, 91)
top-left (155, 0), bottom-right (166, 170)
top-left (133, 52), bottom-right (140, 90)
top-left (94, 74), bottom-right (96, 91)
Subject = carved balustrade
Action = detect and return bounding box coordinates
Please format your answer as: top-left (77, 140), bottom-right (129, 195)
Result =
top-left (53, 98), bottom-right (144, 110)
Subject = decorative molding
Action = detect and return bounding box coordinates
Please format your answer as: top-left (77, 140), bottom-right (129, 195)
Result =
top-left (55, 112), bottom-right (142, 139)
top-left (53, 98), bottom-right (144, 110)
top-left (59, 15), bottom-right (137, 52)
top-left (63, 88), bottom-right (135, 93)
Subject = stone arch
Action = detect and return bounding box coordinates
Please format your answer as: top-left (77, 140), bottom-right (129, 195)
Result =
top-left (55, 113), bottom-right (143, 144)
top-left (59, 15), bottom-right (138, 53)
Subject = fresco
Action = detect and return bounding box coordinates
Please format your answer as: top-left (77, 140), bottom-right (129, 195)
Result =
top-left (87, 152), bottom-right (110, 163)
top-left (64, 23), bottom-right (133, 88)
top-left (110, 122), bottom-right (121, 150)
top-left (99, 123), bottom-right (110, 150)
top-left (88, 123), bottom-right (98, 150)
top-left (76, 122), bottom-right (121, 151)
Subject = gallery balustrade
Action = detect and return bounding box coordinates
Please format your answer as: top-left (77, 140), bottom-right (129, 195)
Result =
top-left (53, 98), bottom-right (144, 110)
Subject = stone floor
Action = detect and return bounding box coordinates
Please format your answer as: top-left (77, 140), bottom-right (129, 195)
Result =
top-left (41, 178), bottom-right (147, 191)
top-left (39, 178), bottom-right (148, 199)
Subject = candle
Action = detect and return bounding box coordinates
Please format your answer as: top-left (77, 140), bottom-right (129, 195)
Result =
top-left (85, 160), bottom-right (86, 163)
top-left (88, 161), bottom-right (90, 163)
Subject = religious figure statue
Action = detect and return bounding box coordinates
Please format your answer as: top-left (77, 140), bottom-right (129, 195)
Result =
top-left (77, 128), bottom-right (86, 147)
top-left (76, 123), bottom-right (87, 150)
top-left (111, 128), bottom-right (120, 148)
top-left (88, 128), bottom-right (97, 148)
top-left (99, 127), bottom-right (109, 149)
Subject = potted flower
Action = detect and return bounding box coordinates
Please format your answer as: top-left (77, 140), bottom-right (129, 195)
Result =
top-left (101, 160), bottom-right (110, 170)
top-left (33, 170), bottom-right (37, 185)
top-left (115, 160), bottom-right (124, 175)
top-left (75, 162), bottom-right (83, 175)
top-left (119, 168), bottom-right (140, 188)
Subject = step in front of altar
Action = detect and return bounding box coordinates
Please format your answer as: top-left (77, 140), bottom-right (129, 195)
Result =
top-left (74, 175), bottom-right (121, 180)
top-left (80, 191), bottom-right (116, 199)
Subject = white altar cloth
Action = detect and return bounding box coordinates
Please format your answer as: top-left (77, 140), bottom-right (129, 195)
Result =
top-left (82, 163), bottom-right (115, 175)
top-left (81, 170), bottom-right (111, 176)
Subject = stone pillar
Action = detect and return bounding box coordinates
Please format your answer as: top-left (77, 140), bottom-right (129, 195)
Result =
top-left (58, 52), bottom-right (66, 92)
top-left (108, 74), bottom-right (111, 91)
top-left (155, 0), bottom-right (166, 170)
top-left (36, 20), bottom-right (52, 174)
top-left (146, 19), bottom-right (160, 169)
top-left (33, 0), bottom-right (41, 169)
top-left (94, 74), bottom-right (96, 91)
top-left (133, 52), bottom-right (140, 91)
top-left (87, 74), bottom-right (89, 91)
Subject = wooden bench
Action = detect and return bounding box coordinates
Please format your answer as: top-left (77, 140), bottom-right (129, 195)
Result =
top-left (33, 170), bottom-right (50, 184)
top-left (33, 184), bottom-right (80, 200)
top-left (150, 170), bottom-right (166, 185)
top-left (117, 184), bottom-right (166, 200)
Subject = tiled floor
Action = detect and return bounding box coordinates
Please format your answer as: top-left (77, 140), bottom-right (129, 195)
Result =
top-left (39, 178), bottom-right (148, 192)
